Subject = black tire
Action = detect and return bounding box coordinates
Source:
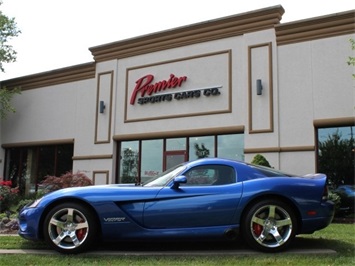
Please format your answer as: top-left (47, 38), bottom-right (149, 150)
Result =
top-left (242, 199), bottom-right (297, 252)
top-left (43, 202), bottom-right (98, 254)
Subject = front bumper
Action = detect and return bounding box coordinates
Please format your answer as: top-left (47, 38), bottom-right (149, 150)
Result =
top-left (18, 206), bottom-right (44, 241)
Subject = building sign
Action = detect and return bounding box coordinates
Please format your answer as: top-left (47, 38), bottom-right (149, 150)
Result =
top-left (124, 50), bottom-right (231, 122)
top-left (130, 74), bottom-right (221, 105)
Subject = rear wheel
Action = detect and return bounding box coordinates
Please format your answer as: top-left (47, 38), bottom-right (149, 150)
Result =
top-left (242, 200), bottom-right (297, 252)
top-left (43, 202), bottom-right (97, 254)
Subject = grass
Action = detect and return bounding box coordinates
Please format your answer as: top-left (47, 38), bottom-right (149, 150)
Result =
top-left (0, 223), bottom-right (354, 265)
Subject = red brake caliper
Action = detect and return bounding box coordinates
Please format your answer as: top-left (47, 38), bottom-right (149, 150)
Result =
top-left (253, 223), bottom-right (263, 236)
top-left (76, 228), bottom-right (86, 240)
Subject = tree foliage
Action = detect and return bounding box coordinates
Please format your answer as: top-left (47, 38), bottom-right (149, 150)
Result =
top-left (0, 1), bottom-right (21, 119)
top-left (0, 1), bottom-right (21, 72)
top-left (318, 131), bottom-right (355, 187)
top-left (0, 86), bottom-right (20, 119)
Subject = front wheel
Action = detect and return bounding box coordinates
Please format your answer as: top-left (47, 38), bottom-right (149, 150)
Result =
top-left (43, 202), bottom-right (98, 254)
top-left (242, 200), bottom-right (297, 252)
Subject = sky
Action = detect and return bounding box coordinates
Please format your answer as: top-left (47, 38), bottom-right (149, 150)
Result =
top-left (0, 0), bottom-right (354, 81)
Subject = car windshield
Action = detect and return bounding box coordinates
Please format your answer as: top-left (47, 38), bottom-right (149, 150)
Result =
top-left (143, 163), bottom-right (187, 187)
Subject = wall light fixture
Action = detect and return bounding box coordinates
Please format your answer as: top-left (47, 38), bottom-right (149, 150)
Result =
top-left (256, 79), bottom-right (263, 95)
top-left (99, 101), bottom-right (106, 113)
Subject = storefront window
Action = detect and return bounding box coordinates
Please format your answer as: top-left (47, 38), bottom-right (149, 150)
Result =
top-left (4, 144), bottom-right (73, 195)
top-left (217, 134), bottom-right (244, 161)
top-left (317, 126), bottom-right (354, 187)
top-left (117, 133), bottom-right (244, 184)
top-left (189, 136), bottom-right (215, 160)
top-left (141, 139), bottom-right (163, 183)
top-left (166, 138), bottom-right (186, 151)
top-left (119, 141), bottom-right (139, 183)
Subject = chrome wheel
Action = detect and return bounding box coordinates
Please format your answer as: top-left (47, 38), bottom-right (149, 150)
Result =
top-left (243, 200), bottom-right (296, 252)
top-left (44, 203), bottom-right (97, 254)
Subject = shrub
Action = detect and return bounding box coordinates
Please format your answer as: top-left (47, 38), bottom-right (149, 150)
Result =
top-left (328, 191), bottom-right (342, 215)
top-left (40, 171), bottom-right (93, 193)
top-left (0, 181), bottom-right (20, 213)
top-left (251, 154), bottom-right (271, 167)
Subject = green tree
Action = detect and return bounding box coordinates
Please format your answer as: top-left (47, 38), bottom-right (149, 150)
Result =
top-left (0, 0), bottom-right (21, 119)
top-left (251, 154), bottom-right (271, 167)
top-left (0, 0), bottom-right (20, 72)
top-left (318, 131), bottom-right (355, 187)
top-left (0, 86), bottom-right (20, 119)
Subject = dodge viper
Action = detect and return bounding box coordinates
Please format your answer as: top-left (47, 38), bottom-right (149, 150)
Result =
top-left (18, 158), bottom-right (334, 254)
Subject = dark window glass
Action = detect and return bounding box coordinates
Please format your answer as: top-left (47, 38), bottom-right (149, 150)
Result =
top-left (4, 144), bottom-right (73, 195)
top-left (318, 126), bottom-right (355, 187)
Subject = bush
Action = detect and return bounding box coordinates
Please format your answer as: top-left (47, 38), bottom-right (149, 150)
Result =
top-left (328, 191), bottom-right (341, 214)
top-left (251, 154), bottom-right (271, 167)
top-left (0, 181), bottom-right (20, 213)
top-left (40, 171), bottom-right (93, 193)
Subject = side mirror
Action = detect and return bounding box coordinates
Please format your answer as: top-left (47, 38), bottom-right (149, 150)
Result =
top-left (171, 175), bottom-right (187, 189)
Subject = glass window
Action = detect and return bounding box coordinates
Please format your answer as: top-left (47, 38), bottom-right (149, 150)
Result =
top-left (189, 136), bottom-right (215, 160)
top-left (141, 139), bottom-right (163, 184)
top-left (182, 165), bottom-right (235, 186)
top-left (37, 146), bottom-right (55, 182)
top-left (166, 138), bottom-right (186, 151)
top-left (117, 133), bottom-right (244, 184)
top-left (217, 134), bottom-right (244, 161)
top-left (318, 126), bottom-right (354, 187)
top-left (4, 144), bottom-right (73, 195)
top-left (57, 144), bottom-right (74, 176)
top-left (119, 141), bottom-right (139, 183)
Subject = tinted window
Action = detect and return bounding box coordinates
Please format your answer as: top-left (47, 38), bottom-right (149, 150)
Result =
top-left (250, 165), bottom-right (295, 177)
top-left (182, 165), bottom-right (235, 186)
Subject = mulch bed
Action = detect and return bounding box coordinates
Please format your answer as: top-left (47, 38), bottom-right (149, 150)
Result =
top-left (0, 218), bottom-right (19, 234)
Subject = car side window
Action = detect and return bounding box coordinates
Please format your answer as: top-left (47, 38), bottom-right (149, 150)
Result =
top-left (182, 165), bottom-right (235, 186)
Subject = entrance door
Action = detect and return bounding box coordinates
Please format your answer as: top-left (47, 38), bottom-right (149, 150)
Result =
top-left (164, 151), bottom-right (187, 171)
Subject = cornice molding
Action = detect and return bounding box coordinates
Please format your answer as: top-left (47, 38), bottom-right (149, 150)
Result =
top-left (89, 6), bottom-right (284, 62)
top-left (1, 62), bottom-right (96, 90)
top-left (1, 138), bottom-right (74, 148)
top-left (276, 10), bottom-right (355, 45)
top-left (113, 126), bottom-right (245, 141)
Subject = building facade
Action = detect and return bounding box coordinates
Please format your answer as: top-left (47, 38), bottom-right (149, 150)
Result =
top-left (1, 6), bottom-right (354, 193)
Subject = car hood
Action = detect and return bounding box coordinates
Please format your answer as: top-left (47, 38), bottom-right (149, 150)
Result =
top-left (38, 184), bottom-right (163, 206)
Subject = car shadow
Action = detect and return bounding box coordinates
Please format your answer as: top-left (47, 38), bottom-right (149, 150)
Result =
top-left (94, 236), bottom-right (348, 253)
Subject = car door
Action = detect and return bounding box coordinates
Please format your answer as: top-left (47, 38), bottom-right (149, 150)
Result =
top-left (143, 164), bottom-right (243, 228)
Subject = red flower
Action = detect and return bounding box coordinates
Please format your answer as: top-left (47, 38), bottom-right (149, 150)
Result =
top-left (0, 180), bottom-right (12, 187)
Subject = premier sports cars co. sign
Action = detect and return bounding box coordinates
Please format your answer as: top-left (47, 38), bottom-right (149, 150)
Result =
top-left (130, 74), bottom-right (221, 105)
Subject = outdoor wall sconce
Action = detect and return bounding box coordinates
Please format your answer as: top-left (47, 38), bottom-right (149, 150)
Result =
top-left (256, 79), bottom-right (263, 95)
top-left (99, 100), bottom-right (106, 113)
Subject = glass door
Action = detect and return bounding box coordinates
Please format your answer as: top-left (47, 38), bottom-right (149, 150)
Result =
top-left (164, 151), bottom-right (187, 171)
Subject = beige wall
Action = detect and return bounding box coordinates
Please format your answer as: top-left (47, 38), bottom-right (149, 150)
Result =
top-left (1, 6), bottom-right (354, 180)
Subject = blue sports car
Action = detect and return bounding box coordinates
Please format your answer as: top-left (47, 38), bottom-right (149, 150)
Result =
top-left (18, 158), bottom-right (334, 254)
